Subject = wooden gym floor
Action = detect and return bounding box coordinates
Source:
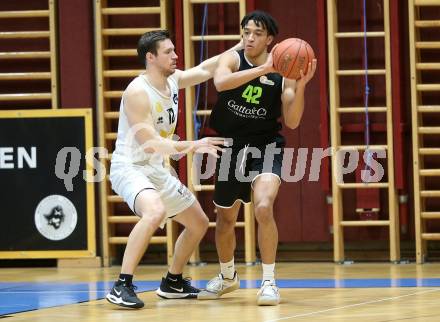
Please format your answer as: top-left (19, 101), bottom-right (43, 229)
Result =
top-left (2, 262), bottom-right (440, 321)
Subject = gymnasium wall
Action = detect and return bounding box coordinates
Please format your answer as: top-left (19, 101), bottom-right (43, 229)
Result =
top-left (2, 0), bottom-right (439, 255)
top-left (256, 1), bottom-right (328, 243)
top-left (57, 0), bottom-right (95, 109)
top-left (0, 0), bottom-right (54, 109)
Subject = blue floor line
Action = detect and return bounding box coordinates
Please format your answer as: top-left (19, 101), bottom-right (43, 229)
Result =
top-left (2, 278), bottom-right (440, 315)
top-left (0, 281), bottom-right (159, 316)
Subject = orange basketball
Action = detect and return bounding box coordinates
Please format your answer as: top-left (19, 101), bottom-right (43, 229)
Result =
top-left (272, 38), bottom-right (315, 80)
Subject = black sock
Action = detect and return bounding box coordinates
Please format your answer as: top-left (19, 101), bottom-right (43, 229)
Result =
top-left (117, 273), bottom-right (133, 286)
top-left (166, 271), bottom-right (182, 283)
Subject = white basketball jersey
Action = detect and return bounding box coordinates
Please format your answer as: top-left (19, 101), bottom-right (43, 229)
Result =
top-left (112, 74), bottom-right (179, 165)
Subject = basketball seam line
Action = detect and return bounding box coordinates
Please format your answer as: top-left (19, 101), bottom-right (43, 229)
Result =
top-left (286, 39), bottom-right (302, 79)
top-left (275, 41), bottom-right (294, 73)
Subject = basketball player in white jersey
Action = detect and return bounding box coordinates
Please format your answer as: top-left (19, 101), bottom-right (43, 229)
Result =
top-left (106, 30), bottom-right (241, 309)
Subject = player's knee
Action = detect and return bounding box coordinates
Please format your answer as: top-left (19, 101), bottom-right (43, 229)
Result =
top-left (254, 199), bottom-right (274, 223)
top-left (196, 212), bottom-right (210, 232)
top-left (139, 205), bottom-right (166, 228)
top-left (187, 212), bottom-right (209, 236)
top-left (216, 213), bottom-right (236, 231)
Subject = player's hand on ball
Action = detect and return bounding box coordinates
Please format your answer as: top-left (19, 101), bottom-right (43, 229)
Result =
top-left (297, 59), bottom-right (317, 88)
top-left (262, 44), bottom-right (278, 74)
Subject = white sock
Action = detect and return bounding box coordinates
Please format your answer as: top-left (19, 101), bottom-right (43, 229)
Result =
top-left (262, 263), bottom-right (275, 283)
top-left (220, 258), bottom-right (235, 279)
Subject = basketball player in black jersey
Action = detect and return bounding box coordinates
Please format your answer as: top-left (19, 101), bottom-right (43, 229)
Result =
top-left (199, 11), bottom-right (317, 305)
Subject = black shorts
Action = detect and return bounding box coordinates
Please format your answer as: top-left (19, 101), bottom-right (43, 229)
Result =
top-left (213, 136), bottom-right (285, 207)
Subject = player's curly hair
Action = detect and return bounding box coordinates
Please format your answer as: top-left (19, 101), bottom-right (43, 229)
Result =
top-left (241, 10), bottom-right (279, 36)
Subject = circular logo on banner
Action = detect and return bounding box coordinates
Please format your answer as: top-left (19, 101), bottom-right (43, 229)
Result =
top-left (34, 195), bottom-right (78, 241)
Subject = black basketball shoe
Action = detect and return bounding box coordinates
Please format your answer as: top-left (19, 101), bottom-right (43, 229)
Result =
top-left (106, 282), bottom-right (144, 308)
top-left (156, 277), bottom-right (200, 299)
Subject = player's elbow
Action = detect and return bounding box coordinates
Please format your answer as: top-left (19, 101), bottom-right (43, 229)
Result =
top-left (201, 66), bottom-right (215, 81)
top-left (214, 78), bottom-right (227, 92)
top-left (285, 119), bottom-right (300, 130)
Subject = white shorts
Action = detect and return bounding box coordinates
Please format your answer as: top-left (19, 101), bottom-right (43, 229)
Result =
top-left (109, 162), bottom-right (196, 228)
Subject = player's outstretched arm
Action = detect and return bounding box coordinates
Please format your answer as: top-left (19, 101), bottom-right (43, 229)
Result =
top-left (213, 46), bottom-right (277, 92)
top-left (172, 41), bottom-right (243, 90)
top-left (123, 84), bottom-right (226, 158)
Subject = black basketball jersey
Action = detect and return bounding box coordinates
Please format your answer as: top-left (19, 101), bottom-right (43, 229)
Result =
top-left (209, 49), bottom-right (284, 146)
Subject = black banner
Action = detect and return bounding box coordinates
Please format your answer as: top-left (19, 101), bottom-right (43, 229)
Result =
top-left (0, 116), bottom-right (88, 251)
